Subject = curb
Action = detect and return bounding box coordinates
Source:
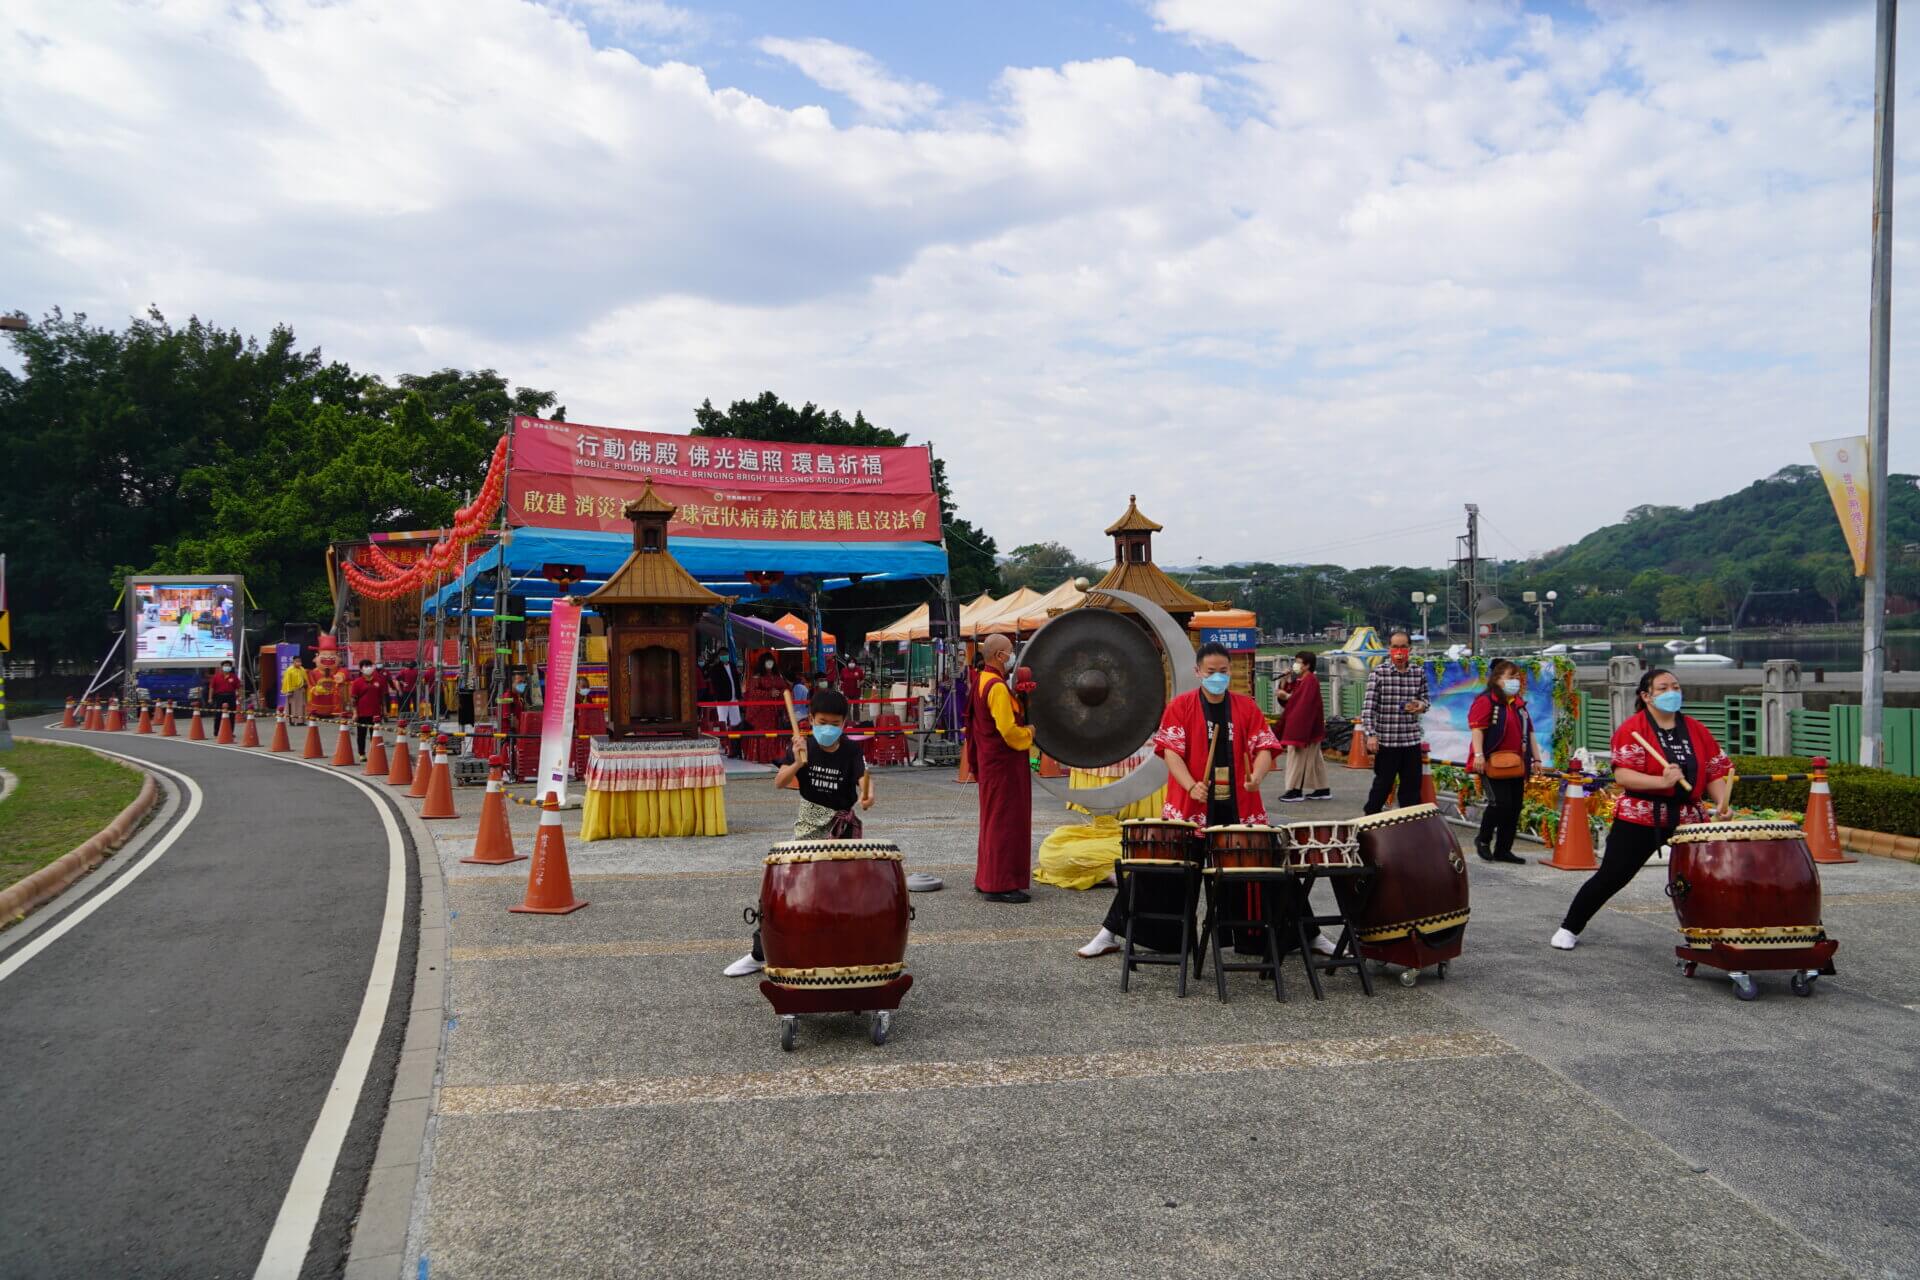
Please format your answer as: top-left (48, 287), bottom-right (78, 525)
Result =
top-left (0, 764), bottom-right (159, 924)
top-left (1837, 824), bottom-right (1920, 863)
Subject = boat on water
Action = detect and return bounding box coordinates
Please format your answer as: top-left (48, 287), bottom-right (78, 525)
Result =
top-left (1672, 651), bottom-right (1735, 667)
top-left (1664, 635), bottom-right (1708, 652)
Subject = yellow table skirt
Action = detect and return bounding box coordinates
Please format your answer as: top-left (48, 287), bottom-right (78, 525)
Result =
top-left (1065, 767), bottom-right (1166, 823)
top-left (580, 785), bottom-right (728, 840)
top-left (1035, 815), bottom-right (1124, 890)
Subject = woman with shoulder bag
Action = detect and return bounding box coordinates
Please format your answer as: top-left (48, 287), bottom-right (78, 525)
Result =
top-left (1469, 659), bottom-right (1547, 864)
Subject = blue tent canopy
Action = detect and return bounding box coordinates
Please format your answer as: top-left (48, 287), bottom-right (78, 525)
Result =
top-left (423, 527), bottom-right (946, 615)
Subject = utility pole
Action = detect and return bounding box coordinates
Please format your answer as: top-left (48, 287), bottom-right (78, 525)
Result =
top-left (1459, 504), bottom-right (1481, 658)
top-left (1863, 0), bottom-right (1897, 768)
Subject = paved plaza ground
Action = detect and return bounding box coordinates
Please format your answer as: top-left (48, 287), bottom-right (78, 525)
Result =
top-left (410, 757), bottom-right (1920, 1280)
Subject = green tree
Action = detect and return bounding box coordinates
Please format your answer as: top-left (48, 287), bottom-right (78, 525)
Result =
top-left (691, 391), bottom-right (1001, 603)
top-left (1811, 555), bottom-right (1856, 625)
top-left (1000, 541), bottom-right (1098, 591)
top-left (1657, 582), bottom-right (1697, 625)
top-left (1693, 580), bottom-right (1725, 623)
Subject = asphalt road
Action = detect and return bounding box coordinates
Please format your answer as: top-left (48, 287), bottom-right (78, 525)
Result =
top-left (0, 724), bottom-right (418, 1279)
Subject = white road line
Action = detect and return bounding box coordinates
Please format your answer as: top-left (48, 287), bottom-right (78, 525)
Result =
top-left (22, 728), bottom-right (412, 1279)
top-left (0, 747), bottom-right (204, 985)
top-left (182, 745), bottom-right (410, 1280)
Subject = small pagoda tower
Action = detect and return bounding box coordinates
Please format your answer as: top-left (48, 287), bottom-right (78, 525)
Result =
top-left (1084, 495), bottom-right (1225, 628)
top-left (583, 479), bottom-right (728, 739)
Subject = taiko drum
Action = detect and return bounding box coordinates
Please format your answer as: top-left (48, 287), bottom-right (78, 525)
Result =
top-left (1119, 818), bottom-right (1201, 864)
top-left (1202, 824), bottom-right (1284, 871)
top-left (1667, 821), bottom-right (1832, 969)
top-left (1345, 803), bottom-right (1470, 963)
top-left (758, 839), bottom-right (910, 990)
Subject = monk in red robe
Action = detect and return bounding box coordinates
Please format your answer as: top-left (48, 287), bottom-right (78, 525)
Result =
top-left (968, 633), bottom-right (1034, 903)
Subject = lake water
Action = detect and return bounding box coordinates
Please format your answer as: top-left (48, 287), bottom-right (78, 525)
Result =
top-left (1560, 633), bottom-right (1920, 673)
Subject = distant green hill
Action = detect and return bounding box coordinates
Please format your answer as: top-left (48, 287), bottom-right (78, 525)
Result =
top-left (1524, 465), bottom-right (1920, 629)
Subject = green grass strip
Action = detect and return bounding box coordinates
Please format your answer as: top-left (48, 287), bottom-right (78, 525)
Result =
top-left (0, 741), bottom-right (145, 891)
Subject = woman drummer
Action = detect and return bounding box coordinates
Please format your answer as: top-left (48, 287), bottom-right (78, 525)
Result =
top-left (1550, 667), bottom-right (1732, 951)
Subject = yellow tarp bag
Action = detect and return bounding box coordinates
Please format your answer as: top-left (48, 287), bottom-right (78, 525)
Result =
top-left (1034, 815), bottom-right (1124, 891)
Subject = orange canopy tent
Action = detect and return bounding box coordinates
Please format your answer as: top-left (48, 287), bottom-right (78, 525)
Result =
top-left (774, 612), bottom-right (836, 649)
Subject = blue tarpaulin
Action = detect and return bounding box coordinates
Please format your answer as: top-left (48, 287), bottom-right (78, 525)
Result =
top-left (423, 527), bottom-right (946, 615)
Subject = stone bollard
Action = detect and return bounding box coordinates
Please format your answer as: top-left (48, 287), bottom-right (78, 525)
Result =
top-left (1760, 660), bottom-right (1802, 758)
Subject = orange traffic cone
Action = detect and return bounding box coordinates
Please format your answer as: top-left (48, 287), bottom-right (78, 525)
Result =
top-left (1346, 723), bottom-right (1373, 770)
top-left (420, 748), bottom-right (458, 819)
top-left (81, 701), bottom-right (100, 731)
top-left (135, 703), bottom-right (153, 735)
top-left (408, 735), bottom-right (436, 799)
top-left (1802, 757), bottom-right (1854, 864)
top-left (386, 735), bottom-right (414, 788)
top-left (241, 713), bottom-right (261, 748)
top-left (61, 697), bottom-right (78, 728)
top-left (161, 703), bottom-right (179, 737)
top-left (1420, 743), bottom-right (1439, 807)
top-left (510, 794), bottom-right (587, 914)
top-left (188, 708), bottom-right (206, 741)
top-left (1540, 769), bottom-right (1600, 870)
top-left (105, 699), bottom-right (126, 731)
top-left (269, 712), bottom-right (292, 753)
top-left (363, 727), bottom-right (389, 777)
top-left (302, 721), bottom-right (325, 759)
top-left (463, 762), bottom-right (526, 865)
top-left (331, 722), bottom-right (356, 766)
top-left (1037, 750), bottom-right (1065, 779)
top-left (215, 710), bottom-right (234, 744)
top-left (956, 731), bottom-right (975, 785)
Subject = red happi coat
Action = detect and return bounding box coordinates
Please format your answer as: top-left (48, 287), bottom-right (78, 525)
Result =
top-left (1151, 690), bottom-right (1282, 825)
top-left (1610, 710), bottom-right (1731, 828)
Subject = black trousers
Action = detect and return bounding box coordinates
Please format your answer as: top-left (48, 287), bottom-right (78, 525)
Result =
top-left (356, 715), bottom-right (380, 755)
top-left (1364, 745), bottom-right (1424, 814)
top-left (1477, 775), bottom-right (1526, 855)
top-left (1562, 820), bottom-right (1669, 934)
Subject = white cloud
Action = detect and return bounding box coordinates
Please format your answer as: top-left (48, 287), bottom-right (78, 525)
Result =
top-left (2, 0), bottom-right (1916, 571)
top-left (758, 35), bottom-right (940, 125)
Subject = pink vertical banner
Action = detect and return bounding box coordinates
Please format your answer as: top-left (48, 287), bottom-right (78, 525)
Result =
top-left (537, 599), bottom-right (582, 804)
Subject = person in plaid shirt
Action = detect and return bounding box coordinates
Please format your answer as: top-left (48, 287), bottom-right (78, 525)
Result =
top-left (1361, 630), bottom-right (1432, 814)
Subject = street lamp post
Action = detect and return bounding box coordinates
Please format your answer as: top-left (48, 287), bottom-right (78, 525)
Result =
top-left (1523, 590), bottom-right (1557, 642)
top-left (1411, 590), bottom-right (1438, 651)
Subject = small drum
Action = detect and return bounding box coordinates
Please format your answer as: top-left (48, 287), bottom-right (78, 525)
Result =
top-left (1668, 821), bottom-right (1836, 980)
top-left (1119, 818), bottom-right (1201, 865)
top-left (1281, 821), bottom-right (1360, 871)
top-left (1201, 824), bottom-right (1284, 871)
top-left (1347, 803), bottom-right (1470, 980)
top-left (758, 839), bottom-right (910, 990)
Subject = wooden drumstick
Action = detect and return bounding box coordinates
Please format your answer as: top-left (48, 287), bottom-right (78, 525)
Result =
top-left (1203, 722), bottom-right (1222, 804)
top-left (1631, 730), bottom-right (1692, 792)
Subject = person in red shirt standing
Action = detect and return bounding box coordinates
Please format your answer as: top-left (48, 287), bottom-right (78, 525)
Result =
top-left (349, 660), bottom-right (388, 759)
top-left (1468, 659), bottom-right (1547, 864)
top-left (393, 662), bottom-right (420, 718)
top-left (207, 661), bottom-right (242, 717)
top-left (837, 655), bottom-right (862, 717)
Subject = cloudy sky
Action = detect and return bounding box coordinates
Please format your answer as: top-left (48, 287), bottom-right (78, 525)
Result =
top-left (3, 1), bottom-right (1913, 568)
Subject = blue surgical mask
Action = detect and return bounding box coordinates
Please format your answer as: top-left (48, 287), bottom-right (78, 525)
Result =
top-left (1500, 679), bottom-right (1521, 696)
top-left (1201, 672), bottom-right (1231, 697)
top-left (811, 723), bottom-right (843, 747)
top-left (1652, 690), bottom-right (1684, 714)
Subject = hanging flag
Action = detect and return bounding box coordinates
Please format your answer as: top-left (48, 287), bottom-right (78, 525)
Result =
top-left (536, 598), bottom-right (583, 805)
top-left (1810, 436), bottom-right (1873, 575)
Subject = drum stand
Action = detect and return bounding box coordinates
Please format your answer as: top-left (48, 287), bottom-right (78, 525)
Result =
top-left (1285, 865), bottom-right (1376, 1000)
top-left (1117, 860), bottom-right (1205, 996)
top-left (1195, 869), bottom-right (1292, 1003)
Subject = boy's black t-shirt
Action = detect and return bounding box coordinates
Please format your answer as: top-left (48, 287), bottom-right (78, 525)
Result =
top-left (784, 738), bottom-right (867, 811)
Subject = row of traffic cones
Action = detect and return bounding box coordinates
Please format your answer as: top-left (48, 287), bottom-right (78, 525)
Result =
top-left (65, 694), bottom-right (585, 915)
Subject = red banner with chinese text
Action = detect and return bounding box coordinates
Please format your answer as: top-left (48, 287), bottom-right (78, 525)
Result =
top-left (507, 414), bottom-right (940, 540)
top-left (508, 473), bottom-right (941, 541)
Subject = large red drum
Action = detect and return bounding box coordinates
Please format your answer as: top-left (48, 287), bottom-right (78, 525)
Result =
top-left (1119, 818), bottom-right (1201, 864)
top-left (758, 839), bottom-right (910, 991)
top-left (1344, 803), bottom-right (1469, 979)
top-left (1668, 821), bottom-right (1836, 975)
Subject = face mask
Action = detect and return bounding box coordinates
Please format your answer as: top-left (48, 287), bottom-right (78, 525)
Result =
top-left (360, 668), bottom-right (372, 677)
top-left (1292, 662), bottom-right (1305, 675)
top-left (515, 682), bottom-right (527, 693)
top-left (1390, 647), bottom-right (1411, 662)
top-left (221, 665), bottom-right (233, 673)
top-left (811, 723), bottom-right (843, 747)
top-left (1651, 690), bottom-right (1684, 714)
top-left (1500, 679), bottom-right (1521, 696)
top-left (1201, 672), bottom-right (1231, 697)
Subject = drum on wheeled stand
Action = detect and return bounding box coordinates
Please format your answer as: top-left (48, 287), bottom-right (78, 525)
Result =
top-left (1344, 803), bottom-right (1470, 987)
top-left (750, 838), bottom-right (914, 1050)
top-left (1667, 820), bottom-right (1838, 1002)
